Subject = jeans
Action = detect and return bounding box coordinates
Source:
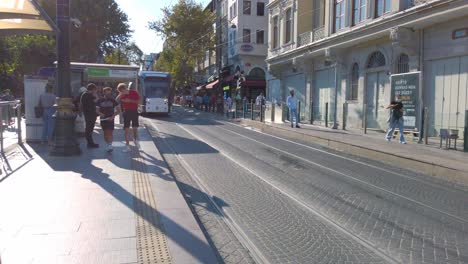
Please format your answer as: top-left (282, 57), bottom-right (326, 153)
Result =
top-left (42, 107), bottom-right (55, 142)
top-left (289, 108), bottom-right (298, 126)
top-left (386, 119), bottom-right (405, 142)
top-left (84, 114), bottom-right (97, 144)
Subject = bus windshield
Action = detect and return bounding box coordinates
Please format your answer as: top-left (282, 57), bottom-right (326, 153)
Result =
top-left (144, 77), bottom-right (169, 98)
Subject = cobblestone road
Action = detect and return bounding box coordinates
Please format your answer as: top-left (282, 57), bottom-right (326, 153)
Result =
top-left (147, 107), bottom-right (468, 264)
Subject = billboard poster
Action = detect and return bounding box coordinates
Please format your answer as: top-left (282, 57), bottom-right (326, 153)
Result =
top-left (391, 72), bottom-right (420, 129)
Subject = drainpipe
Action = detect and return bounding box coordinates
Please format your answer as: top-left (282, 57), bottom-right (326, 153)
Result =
top-left (418, 29), bottom-right (424, 143)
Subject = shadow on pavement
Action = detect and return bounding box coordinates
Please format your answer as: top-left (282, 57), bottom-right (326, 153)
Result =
top-left (31, 138), bottom-right (220, 263)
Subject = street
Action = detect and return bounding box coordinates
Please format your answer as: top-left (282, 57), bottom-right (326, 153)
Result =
top-left (147, 106), bottom-right (468, 264)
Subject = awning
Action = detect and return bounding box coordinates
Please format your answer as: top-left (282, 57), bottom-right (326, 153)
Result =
top-left (0, 0), bottom-right (57, 36)
top-left (206, 80), bottom-right (219, 89)
top-left (196, 84), bottom-right (206, 91)
top-left (242, 80), bottom-right (266, 87)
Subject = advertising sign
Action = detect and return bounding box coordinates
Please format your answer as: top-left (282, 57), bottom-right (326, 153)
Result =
top-left (87, 68), bottom-right (136, 79)
top-left (391, 72), bottom-right (420, 129)
top-left (240, 44), bottom-right (254, 52)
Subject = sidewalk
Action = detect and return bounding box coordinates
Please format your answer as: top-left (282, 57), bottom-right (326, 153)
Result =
top-left (232, 117), bottom-right (468, 187)
top-left (0, 126), bottom-right (217, 264)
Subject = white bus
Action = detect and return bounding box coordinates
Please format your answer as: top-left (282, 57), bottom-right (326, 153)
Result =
top-left (138, 71), bottom-right (171, 114)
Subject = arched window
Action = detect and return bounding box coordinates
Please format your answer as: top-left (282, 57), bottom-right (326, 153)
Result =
top-left (350, 63), bottom-right (359, 100)
top-left (397, 53), bottom-right (409, 74)
top-left (285, 8), bottom-right (292, 43)
top-left (249, 68), bottom-right (266, 79)
top-left (367, 51), bottom-right (386, 68)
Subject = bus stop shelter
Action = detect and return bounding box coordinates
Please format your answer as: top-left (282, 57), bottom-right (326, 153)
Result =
top-left (0, 0), bottom-right (57, 36)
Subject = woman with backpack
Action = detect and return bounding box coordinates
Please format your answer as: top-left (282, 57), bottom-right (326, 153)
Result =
top-left (385, 96), bottom-right (406, 144)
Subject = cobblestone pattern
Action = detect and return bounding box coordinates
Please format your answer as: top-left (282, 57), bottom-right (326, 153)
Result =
top-left (147, 124), bottom-right (256, 264)
top-left (151, 120), bottom-right (387, 264)
top-left (192, 122), bottom-right (468, 264)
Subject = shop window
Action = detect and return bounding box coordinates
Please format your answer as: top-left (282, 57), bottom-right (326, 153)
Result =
top-left (397, 53), bottom-right (410, 74)
top-left (367, 51), bottom-right (386, 68)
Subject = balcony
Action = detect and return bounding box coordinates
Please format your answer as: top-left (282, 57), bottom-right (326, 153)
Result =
top-left (269, 42), bottom-right (296, 58)
top-left (408, 0), bottom-right (431, 6)
top-left (297, 26), bottom-right (325, 47)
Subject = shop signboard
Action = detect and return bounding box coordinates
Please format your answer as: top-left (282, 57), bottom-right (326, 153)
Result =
top-left (390, 72), bottom-right (420, 129)
top-left (87, 68), bottom-right (137, 79)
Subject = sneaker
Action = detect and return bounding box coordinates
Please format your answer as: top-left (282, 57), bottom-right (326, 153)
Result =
top-left (296, 125), bottom-right (301, 128)
top-left (400, 141), bottom-right (407, 144)
top-left (386, 138), bottom-right (391, 142)
top-left (122, 145), bottom-right (131, 153)
top-left (87, 143), bottom-right (99, 148)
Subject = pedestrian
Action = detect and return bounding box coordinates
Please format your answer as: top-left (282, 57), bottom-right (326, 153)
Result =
top-left (80, 83), bottom-right (100, 148)
top-left (385, 96), bottom-right (406, 144)
top-left (38, 83), bottom-right (56, 145)
top-left (211, 94), bottom-right (217, 112)
top-left (197, 94), bottom-right (203, 110)
top-left (226, 96), bottom-right (233, 117)
top-left (256, 92), bottom-right (264, 117)
top-left (287, 89), bottom-right (300, 128)
top-left (204, 93), bottom-right (210, 112)
top-left (216, 93), bottom-right (223, 114)
top-left (117, 83), bottom-right (141, 153)
top-left (96, 87), bottom-right (120, 153)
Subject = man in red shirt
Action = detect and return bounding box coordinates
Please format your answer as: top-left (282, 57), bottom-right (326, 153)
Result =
top-left (117, 83), bottom-right (140, 153)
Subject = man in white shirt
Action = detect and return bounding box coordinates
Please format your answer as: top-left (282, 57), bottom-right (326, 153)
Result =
top-left (287, 89), bottom-right (300, 128)
top-left (255, 92), bottom-right (264, 117)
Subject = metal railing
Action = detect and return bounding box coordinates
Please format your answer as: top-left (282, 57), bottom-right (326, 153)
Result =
top-left (0, 100), bottom-right (23, 154)
top-left (297, 26), bottom-right (326, 48)
top-left (408, 0), bottom-right (431, 7)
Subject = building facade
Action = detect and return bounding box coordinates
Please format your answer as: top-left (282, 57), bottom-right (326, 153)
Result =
top-left (266, 0), bottom-right (468, 138)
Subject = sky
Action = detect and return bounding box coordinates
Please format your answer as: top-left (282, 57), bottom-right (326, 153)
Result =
top-left (115, 0), bottom-right (212, 55)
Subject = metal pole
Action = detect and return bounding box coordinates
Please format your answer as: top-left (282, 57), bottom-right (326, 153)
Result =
top-left (298, 101), bottom-right (301, 124)
top-left (16, 103), bottom-right (22, 144)
top-left (310, 102), bottom-right (314, 124)
top-left (0, 106), bottom-right (4, 154)
top-left (424, 107), bottom-right (429, 144)
top-left (242, 101), bottom-right (246, 119)
top-left (251, 100), bottom-right (254, 120)
top-left (325, 102), bottom-right (329, 127)
top-left (332, 63), bottom-right (339, 129)
top-left (271, 103), bottom-right (275, 122)
top-left (364, 103), bottom-right (368, 134)
top-left (342, 102), bottom-right (347, 130)
top-left (50, 0), bottom-right (81, 156)
top-left (464, 110), bottom-right (468, 152)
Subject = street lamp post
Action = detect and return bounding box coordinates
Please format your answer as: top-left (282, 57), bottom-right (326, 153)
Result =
top-left (50, 0), bottom-right (81, 156)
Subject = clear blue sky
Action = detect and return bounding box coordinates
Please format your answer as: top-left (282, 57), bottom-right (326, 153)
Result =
top-left (115, 0), bottom-right (211, 55)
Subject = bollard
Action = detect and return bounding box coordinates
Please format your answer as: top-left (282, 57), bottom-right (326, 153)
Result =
top-left (260, 105), bottom-right (264, 122)
top-left (251, 101), bottom-right (254, 120)
top-left (298, 101), bottom-right (301, 124)
top-left (363, 103), bottom-right (368, 134)
top-left (325, 102), bottom-right (329, 127)
top-left (342, 102), bottom-right (348, 130)
top-left (424, 107), bottom-right (429, 145)
top-left (271, 103), bottom-right (275, 123)
top-left (310, 102), bottom-right (314, 124)
top-left (464, 110), bottom-right (468, 152)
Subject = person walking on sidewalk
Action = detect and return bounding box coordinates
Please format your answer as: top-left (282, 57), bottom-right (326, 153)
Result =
top-left (287, 89), bottom-right (300, 128)
top-left (80, 83), bottom-right (99, 148)
top-left (96, 87), bottom-right (120, 153)
top-left (39, 83), bottom-right (56, 145)
top-left (256, 92), bottom-right (265, 118)
top-left (117, 83), bottom-right (140, 153)
top-left (385, 96), bottom-right (406, 144)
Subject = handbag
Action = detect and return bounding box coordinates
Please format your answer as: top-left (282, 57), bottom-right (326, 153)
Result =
top-left (34, 97), bottom-right (44, 118)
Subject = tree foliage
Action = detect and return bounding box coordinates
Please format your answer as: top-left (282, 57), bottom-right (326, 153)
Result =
top-left (149, 0), bottom-right (215, 88)
top-left (104, 42), bottom-right (143, 65)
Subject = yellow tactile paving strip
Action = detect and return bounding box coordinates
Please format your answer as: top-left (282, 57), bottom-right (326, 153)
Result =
top-left (132, 147), bottom-right (172, 264)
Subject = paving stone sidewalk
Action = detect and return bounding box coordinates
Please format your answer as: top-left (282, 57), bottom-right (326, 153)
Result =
top-left (0, 127), bottom-right (217, 264)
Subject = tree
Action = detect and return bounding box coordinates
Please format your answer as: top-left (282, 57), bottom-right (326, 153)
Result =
top-left (104, 42), bottom-right (143, 65)
top-left (149, 0), bottom-right (215, 88)
top-left (38, 0), bottom-right (132, 62)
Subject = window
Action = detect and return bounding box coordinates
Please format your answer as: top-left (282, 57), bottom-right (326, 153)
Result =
top-left (367, 51), bottom-right (386, 68)
top-left (285, 8), bottom-right (292, 44)
top-left (256, 30), bottom-right (264, 44)
top-left (243, 1), bottom-right (251, 15)
top-left (397, 54), bottom-right (410, 74)
top-left (375, 0), bottom-right (391, 18)
top-left (273, 16), bottom-right (279, 49)
top-left (257, 2), bottom-right (265, 16)
top-left (313, 0), bottom-right (325, 28)
top-left (353, 0), bottom-right (366, 25)
top-left (334, 0), bottom-right (345, 32)
top-left (243, 29), bottom-right (251, 43)
top-left (350, 63), bottom-right (359, 100)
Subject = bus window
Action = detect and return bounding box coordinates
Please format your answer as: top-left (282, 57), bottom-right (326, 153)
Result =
top-left (144, 77), bottom-right (169, 98)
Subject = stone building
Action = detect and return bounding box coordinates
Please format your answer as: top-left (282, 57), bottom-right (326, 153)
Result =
top-left (266, 0), bottom-right (468, 138)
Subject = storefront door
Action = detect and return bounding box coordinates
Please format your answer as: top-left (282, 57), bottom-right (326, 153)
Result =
top-left (366, 71), bottom-right (388, 130)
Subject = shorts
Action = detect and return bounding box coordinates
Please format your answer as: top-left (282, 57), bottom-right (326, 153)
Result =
top-left (123, 110), bottom-right (139, 128)
top-left (100, 120), bottom-right (115, 131)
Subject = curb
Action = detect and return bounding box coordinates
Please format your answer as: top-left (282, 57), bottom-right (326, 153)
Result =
top-left (233, 119), bottom-right (468, 188)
